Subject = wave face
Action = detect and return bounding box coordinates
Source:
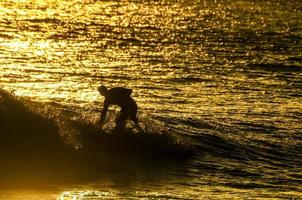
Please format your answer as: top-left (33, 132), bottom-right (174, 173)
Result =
top-left (0, 89), bottom-right (76, 181)
top-left (0, 89), bottom-right (193, 183)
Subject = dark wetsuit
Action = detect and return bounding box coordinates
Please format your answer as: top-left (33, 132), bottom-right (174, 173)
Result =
top-left (100, 87), bottom-right (138, 128)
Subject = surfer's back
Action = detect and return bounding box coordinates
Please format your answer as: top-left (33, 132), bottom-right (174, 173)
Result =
top-left (104, 87), bottom-right (134, 108)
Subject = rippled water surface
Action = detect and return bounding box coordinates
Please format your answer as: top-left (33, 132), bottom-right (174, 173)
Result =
top-left (0, 0), bottom-right (302, 199)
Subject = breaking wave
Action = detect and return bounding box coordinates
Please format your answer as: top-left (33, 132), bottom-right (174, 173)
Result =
top-left (1, 88), bottom-right (301, 191)
top-left (0, 89), bottom-right (193, 182)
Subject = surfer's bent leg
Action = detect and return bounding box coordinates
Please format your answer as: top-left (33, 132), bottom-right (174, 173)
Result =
top-left (130, 112), bottom-right (138, 124)
top-left (115, 110), bottom-right (127, 130)
top-left (129, 108), bottom-right (141, 130)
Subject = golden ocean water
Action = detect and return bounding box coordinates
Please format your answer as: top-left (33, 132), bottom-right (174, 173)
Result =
top-left (0, 0), bottom-right (302, 199)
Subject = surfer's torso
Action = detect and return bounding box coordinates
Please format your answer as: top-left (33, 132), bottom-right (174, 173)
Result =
top-left (103, 87), bottom-right (137, 110)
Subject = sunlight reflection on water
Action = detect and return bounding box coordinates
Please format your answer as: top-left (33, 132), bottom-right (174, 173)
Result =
top-left (0, 0), bottom-right (301, 199)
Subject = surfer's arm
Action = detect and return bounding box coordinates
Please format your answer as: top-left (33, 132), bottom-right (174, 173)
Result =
top-left (99, 100), bottom-right (109, 127)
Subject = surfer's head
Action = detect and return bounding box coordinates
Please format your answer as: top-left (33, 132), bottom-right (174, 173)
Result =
top-left (98, 85), bottom-right (108, 96)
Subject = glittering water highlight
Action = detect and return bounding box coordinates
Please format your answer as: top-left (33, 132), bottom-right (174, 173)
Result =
top-left (0, 0), bottom-right (301, 199)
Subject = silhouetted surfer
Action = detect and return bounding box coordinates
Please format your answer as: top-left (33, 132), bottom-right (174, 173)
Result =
top-left (98, 85), bottom-right (140, 131)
